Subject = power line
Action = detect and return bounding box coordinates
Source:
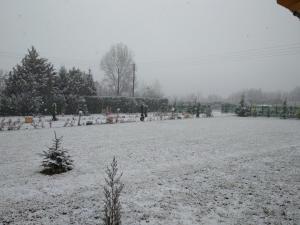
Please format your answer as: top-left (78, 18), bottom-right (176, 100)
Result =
top-left (0, 42), bottom-right (299, 68)
top-left (137, 44), bottom-right (300, 65)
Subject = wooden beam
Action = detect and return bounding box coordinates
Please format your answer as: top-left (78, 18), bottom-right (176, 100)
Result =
top-left (277, 0), bottom-right (300, 12)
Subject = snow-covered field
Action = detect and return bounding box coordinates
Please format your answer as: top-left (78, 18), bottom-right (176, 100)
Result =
top-left (0, 112), bottom-right (192, 131)
top-left (0, 116), bottom-right (299, 225)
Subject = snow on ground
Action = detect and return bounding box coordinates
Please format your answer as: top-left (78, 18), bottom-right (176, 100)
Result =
top-left (0, 110), bottom-right (231, 132)
top-left (0, 116), bottom-right (299, 225)
top-left (0, 112), bottom-right (195, 131)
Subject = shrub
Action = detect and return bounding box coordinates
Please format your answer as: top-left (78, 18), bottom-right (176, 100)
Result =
top-left (296, 109), bottom-right (300, 119)
top-left (235, 95), bottom-right (250, 117)
top-left (40, 131), bottom-right (73, 175)
top-left (85, 96), bottom-right (168, 114)
top-left (103, 157), bottom-right (124, 225)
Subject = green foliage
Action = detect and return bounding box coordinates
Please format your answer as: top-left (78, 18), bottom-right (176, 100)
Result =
top-left (0, 47), bottom-right (97, 116)
top-left (221, 103), bottom-right (236, 113)
top-left (103, 157), bottom-right (124, 225)
top-left (59, 67), bottom-right (96, 97)
top-left (1, 47), bottom-right (56, 115)
top-left (85, 96), bottom-right (168, 113)
top-left (250, 105), bottom-right (257, 117)
top-left (297, 109), bottom-right (300, 119)
top-left (58, 67), bottom-right (96, 114)
top-left (40, 131), bottom-right (73, 175)
top-left (281, 99), bottom-right (288, 119)
top-left (235, 95), bottom-right (250, 117)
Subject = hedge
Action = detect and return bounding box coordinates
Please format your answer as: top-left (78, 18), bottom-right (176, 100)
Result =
top-left (84, 96), bottom-right (169, 113)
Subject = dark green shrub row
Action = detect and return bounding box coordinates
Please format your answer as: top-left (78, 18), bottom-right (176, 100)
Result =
top-left (84, 96), bottom-right (169, 113)
top-left (234, 104), bottom-right (300, 118)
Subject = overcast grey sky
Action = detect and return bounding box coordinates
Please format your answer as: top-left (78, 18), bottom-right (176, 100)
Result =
top-left (0, 0), bottom-right (299, 97)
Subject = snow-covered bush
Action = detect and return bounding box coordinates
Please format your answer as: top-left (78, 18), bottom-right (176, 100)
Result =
top-left (103, 157), bottom-right (124, 225)
top-left (7, 118), bottom-right (22, 130)
top-left (235, 95), bottom-right (250, 117)
top-left (40, 131), bottom-right (73, 175)
top-left (31, 120), bottom-right (39, 129)
top-left (0, 118), bottom-right (5, 130)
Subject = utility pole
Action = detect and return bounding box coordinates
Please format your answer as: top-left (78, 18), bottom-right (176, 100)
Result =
top-left (132, 63), bottom-right (135, 97)
top-left (117, 67), bottom-right (120, 96)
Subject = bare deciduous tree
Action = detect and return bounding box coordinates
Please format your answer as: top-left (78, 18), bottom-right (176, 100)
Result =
top-left (100, 43), bottom-right (136, 96)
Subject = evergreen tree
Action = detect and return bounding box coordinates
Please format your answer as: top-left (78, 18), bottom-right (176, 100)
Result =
top-left (235, 94), bottom-right (250, 117)
top-left (83, 69), bottom-right (97, 96)
top-left (296, 109), bottom-right (300, 119)
top-left (4, 47), bottom-right (57, 115)
top-left (40, 131), bottom-right (73, 175)
top-left (0, 69), bottom-right (7, 94)
top-left (103, 157), bottom-right (124, 225)
top-left (57, 66), bottom-right (69, 94)
top-left (0, 47), bottom-right (98, 116)
top-left (281, 99), bottom-right (288, 119)
top-left (58, 67), bottom-right (96, 114)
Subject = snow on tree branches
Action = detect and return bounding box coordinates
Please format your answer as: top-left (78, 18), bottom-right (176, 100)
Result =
top-left (40, 131), bottom-right (73, 175)
top-left (102, 156), bottom-right (124, 225)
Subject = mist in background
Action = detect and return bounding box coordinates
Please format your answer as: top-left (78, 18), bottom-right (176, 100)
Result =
top-left (0, 0), bottom-right (299, 98)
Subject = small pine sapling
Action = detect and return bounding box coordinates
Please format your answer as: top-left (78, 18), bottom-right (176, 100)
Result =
top-left (40, 131), bottom-right (73, 175)
top-left (103, 157), bottom-right (124, 225)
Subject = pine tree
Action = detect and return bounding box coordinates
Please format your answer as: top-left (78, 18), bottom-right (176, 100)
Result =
top-left (59, 67), bottom-right (96, 114)
top-left (281, 99), bottom-right (288, 119)
top-left (235, 94), bottom-right (250, 117)
top-left (40, 131), bottom-right (73, 175)
top-left (57, 66), bottom-right (69, 94)
top-left (4, 46), bottom-right (57, 115)
top-left (103, 157), bottom-right (124, 225)
top-left (84, 69), bottom-right (97, 96)
top-left (1, 47), bottom-right (98, 116)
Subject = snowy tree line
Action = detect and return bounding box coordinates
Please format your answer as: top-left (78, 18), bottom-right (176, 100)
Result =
top-left (227, 88), bottom-right (300, 106)
top-left (0, 47), bottom-right (96, 116)
top-left (0, 69), bottom-right (7, 94)
top-left (234, 95), bottom-right (300, 119)
top-left (172, 87), bottom-right (300, 106)
top-left (0, 45), bottom-right (164, 116)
